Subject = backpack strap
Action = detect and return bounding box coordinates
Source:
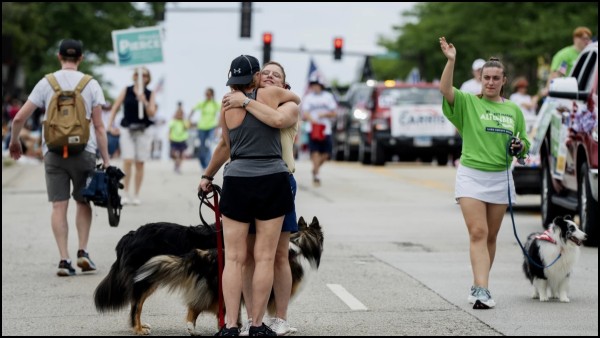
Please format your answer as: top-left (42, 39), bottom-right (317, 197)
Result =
top-left (75, 75), bottom-right (93, 94)
top-left (45, 74), bottom-right (62, 93)
top-left (44, 73), bottom-right (92, 94)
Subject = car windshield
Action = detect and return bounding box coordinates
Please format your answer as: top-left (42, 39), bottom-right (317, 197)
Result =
top-left (378, 87), bottom-right (442, 108)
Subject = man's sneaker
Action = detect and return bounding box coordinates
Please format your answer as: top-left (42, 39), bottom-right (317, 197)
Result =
top-left (57, 260), bottom-right (76, 276)
top-left (76, 250), bottom-right (97, 272)
top-left (268, 318), bottom-right (297, 336)
top-left (470, 286), bottom-right (496, 309)
top-left (249, 323), bottom-right (276, 336)
top-left (214, 326), bottom-right (240, 336)
top-left (240, 319), bottom-right (252, 336)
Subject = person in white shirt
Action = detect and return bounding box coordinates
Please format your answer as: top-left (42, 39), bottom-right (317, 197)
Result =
top-left (460, 58), bottom-right (485, 95)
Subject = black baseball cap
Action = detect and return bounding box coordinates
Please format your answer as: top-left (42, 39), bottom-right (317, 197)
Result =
top-left (226, 55), bottom-right (260, 86)
top-left (59, 39), bottom-right (83, 58)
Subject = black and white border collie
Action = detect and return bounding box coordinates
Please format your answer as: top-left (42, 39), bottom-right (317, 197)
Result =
top-left (523, 215), bottom-right (587, 302)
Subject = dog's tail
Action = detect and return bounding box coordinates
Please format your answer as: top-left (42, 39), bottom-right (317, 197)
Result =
top-left (134, 249), bottom-right (217, 295)
top-left (94, 231), bottom-right (136, 312)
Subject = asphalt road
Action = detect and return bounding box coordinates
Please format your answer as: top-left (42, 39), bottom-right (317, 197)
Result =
top-left (2, 156), bottom-right (598, 336)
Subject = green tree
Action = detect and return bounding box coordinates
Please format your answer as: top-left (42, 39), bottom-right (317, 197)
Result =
top-left (377, 2), bottom-right (597, 93)
top-left (2, 2), bottom-right (165, 98)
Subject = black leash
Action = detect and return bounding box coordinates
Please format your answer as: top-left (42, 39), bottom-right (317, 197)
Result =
top-left (197, 184), bottom-right (222, 227)
top-left (506, 138), bottom-right (561, 269)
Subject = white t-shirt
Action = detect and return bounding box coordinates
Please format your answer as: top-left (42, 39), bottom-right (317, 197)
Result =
top-left (509, 92), bottom-right (536, 117)
top-left (301, 91), bottom-right (337, 135)
top-left (459, 78), bottom-right (481, 95)
top-left (27, 69), bottom-right (105, 155)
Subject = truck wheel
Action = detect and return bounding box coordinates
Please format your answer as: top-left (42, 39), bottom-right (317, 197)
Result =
top-left (541, 157), bottom-right (568, 226)
top-left (371, 140), bottom-right (385, 166)
top-left (579, 162), bottom-right (598, 246)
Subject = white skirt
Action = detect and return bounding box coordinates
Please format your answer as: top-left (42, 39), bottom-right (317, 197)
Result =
top-left (455, 164), bottom-right (516, 204)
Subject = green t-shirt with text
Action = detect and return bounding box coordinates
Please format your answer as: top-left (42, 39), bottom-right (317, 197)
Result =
top-left (442, 88), bottom-right (530, 172)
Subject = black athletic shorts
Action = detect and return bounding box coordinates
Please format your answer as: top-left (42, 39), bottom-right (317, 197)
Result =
top-left (219, 172), bottom-right (293, 223)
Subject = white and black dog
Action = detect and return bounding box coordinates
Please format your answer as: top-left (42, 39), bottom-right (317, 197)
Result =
top-left (523, 215), bottom-right (587, 302)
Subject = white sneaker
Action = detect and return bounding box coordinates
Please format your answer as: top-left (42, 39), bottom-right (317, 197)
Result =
top-left (132, 197), bottom-right (141, 206)
top-left (239, 318), bottom-right (252, 336)
top-left (121, 196), bottom-right (130, 205)
top-left (269, 317), bottom-right (297, 336)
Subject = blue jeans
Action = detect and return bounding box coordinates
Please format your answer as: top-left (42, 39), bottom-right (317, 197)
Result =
top-left (197, 128), bottom-right (215, 169)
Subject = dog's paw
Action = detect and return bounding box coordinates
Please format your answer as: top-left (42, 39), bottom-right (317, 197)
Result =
top-left (531, 291), bottom-right (539, 299)
top-left (134, 327), bottom-right (151, 336)
top-left (539, 296), bottom-right (550, 302)
top-left (559, 297), bottom-right (570, 303)
top-left (187, 322), bottom-right (200, 336)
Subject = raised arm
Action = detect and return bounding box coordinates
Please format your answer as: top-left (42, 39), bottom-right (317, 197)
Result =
top-left (439, 37), bottom-right (456, 105)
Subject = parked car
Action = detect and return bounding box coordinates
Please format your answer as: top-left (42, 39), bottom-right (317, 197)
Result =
top-left (531, 41), bottom-right (598, 246)
top-left (335, 80), bottom-right (461, 166)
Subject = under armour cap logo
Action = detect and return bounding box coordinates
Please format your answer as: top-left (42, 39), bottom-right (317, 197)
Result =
top-left (233, 68), bottom-right (242, 74)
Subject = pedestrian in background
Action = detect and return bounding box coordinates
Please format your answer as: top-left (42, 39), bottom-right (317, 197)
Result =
top-left (169, 101), bottom-right (189, 174)
top-left (550, 26), bottom-right (592, 79)
top-left (107, 67), bottom-right (157, 205)
top-left (189, 87), bottom-right (220, 171)
top-left (8, 38), bottom-right (110, 276)
top-left (460, 58), bottom-right (486, 95)
top-left (439, 37), bottom-right (530, 309)
top-left (302, 79), bottom-right (337, 186)
top-left (101, 101), bottom-right (120, 158)
top-left (509, 77), bottom-right (537, 118)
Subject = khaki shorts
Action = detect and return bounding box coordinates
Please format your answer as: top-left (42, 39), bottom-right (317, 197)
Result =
top-left (120, 128), bottom-right (152, 161)
top-left (44, 151), bottom-right (96, 202)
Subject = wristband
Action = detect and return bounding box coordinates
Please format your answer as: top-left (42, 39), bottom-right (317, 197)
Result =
top-left (201, 175), bottom-right (214, 181)
top-left (242, 98), bottom-right (251, 109)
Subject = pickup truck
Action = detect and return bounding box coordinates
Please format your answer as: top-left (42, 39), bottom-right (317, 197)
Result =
top-left (531, 41), bottom-right (598, 246)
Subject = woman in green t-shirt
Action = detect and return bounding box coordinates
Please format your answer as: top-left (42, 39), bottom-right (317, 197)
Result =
top-left (439, 37), bottom-right (530, 310)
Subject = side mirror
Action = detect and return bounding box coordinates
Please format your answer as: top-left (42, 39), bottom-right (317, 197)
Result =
top-left (549, 77), bottom-right (586, 100)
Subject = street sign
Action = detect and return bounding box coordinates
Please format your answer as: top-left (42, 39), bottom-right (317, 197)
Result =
top-left (111, 26), bottom-right (164, 67)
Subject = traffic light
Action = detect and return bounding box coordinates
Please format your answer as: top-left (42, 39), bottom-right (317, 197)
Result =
top-left (263, 32), bottom-right (272, 64)
top-left (240, 2), bottom-right (252, 38)
top-left (333, 37), bottom-right (343, 60)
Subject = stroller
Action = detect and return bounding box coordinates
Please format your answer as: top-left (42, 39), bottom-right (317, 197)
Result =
top-left (81, 165), bottom-right (125, 227)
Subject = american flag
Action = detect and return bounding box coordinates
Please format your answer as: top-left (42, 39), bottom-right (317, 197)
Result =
top-left (558, 61), bottom-right (568, 76)
top-left (304, 58), bottom-right (327, 95)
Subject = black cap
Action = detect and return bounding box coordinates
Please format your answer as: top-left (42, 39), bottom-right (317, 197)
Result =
top-left (59, 39), bottom-right (83, 58)
top-left (226, 55), bottom-right (260, 86)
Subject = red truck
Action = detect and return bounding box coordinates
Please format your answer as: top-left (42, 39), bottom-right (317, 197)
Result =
top-left (531, 41), bottom-right (598, 246)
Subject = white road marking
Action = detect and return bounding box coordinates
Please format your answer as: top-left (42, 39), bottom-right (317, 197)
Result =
top-left (327, 284), bottom-right (368, 310)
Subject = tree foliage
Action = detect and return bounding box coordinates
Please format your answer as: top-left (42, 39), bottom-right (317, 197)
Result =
top-left (375, 2), bottom-right (597, 93)
top-left (2, 2), bottom-right (164, 96)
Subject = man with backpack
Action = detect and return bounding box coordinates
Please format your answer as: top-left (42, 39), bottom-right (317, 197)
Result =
top-left (9, 39), bottom-right (110, 277)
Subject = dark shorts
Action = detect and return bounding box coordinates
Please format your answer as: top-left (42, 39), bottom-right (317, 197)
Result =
top-left (170, 141), bottom-right (188, 153)
top-left (219, 172), bottom-right (293, 223)
top-left (250, 174), bottom-right (298, 234)
top-left (309, 135), bottom-right (332, 155)
top-left (44, 151), bottom-right (96, 202)
top-left (107, 132), bottom-right (120, 156)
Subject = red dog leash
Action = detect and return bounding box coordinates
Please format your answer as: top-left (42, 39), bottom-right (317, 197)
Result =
top-left (198, 186), bottom-right (225, 328)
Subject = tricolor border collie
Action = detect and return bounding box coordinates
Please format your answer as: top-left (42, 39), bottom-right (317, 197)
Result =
top-left (523, 215), bottom-right (587, 302)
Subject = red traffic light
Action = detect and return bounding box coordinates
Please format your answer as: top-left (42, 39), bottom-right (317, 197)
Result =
top-left (334, 37), bottom-right (343, 49)
top-left (334, 37), bottom-right (343, 60)
top-left (263, 32), bottom-right (273, 45)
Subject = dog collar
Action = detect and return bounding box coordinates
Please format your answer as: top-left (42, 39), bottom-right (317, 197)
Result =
top-left (535, 229), bottom-right (557, 244)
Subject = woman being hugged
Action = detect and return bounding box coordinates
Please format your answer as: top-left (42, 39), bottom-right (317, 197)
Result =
top-left (439, 37), bottom-right (530, 309)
